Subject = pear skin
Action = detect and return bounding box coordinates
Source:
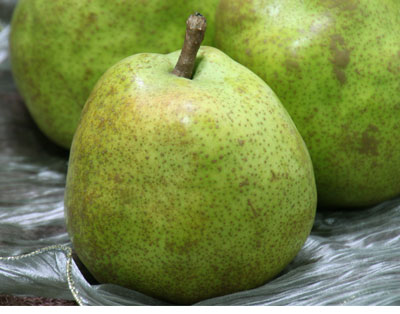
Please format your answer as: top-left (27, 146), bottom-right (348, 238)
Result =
top-left (65, 46), bottom-right (317, 304)
top-left (10, 0), bottom-right (219, 148)
top-left (215, 0), bottom-right (400, 208)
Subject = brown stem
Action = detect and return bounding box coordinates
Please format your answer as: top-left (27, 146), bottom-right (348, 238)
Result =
top-left (172, 13), bottom-right (207, 79)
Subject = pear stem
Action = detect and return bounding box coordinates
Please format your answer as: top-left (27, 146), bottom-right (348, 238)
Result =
top-left (172, 13), bottom-right (207, 79)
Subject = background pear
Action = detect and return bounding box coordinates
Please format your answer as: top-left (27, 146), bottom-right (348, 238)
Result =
top-left (9, 0), bottom-right (219, 149)
top-left (64, 15), bottom-right (316, 304)
top-left (214, 0), bottom-right (400, 208)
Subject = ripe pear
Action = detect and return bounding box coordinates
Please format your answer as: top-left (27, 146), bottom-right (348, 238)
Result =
top-left (64, 14), bottom-right (317, 304)
top-left (214, 0), bottom-right (400, 208)
top-left (9, 0), bottom-right (219, 149)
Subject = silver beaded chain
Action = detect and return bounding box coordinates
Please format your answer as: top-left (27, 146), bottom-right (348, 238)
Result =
top-left (0, 244), bottom-right (84, 306)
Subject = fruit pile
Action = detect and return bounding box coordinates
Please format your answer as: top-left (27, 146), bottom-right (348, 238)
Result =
top-left (8, 0), bottom-right (400, 305)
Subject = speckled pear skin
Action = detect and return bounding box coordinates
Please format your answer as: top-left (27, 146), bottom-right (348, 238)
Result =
top-left (214, 0), bottom-right (400, 208)
top-left (9, 0), bottom-right (219, 149)
top-left (64, 46), bottom-right (317, 304)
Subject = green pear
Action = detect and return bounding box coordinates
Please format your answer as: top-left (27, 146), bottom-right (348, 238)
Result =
top-left (9, 0), bottom-right (219, 149)
top-left (64, 14), bottom-right (317, 304)
top-left (214, 0), bottom-right (400, 208)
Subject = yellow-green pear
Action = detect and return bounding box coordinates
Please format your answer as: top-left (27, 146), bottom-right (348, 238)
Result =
top-left (64, 14), bottom-right (317, 304)
top-left (10, 0), bottom-right (219, 149)
top-left (215, 0), bottom-right (400, 208)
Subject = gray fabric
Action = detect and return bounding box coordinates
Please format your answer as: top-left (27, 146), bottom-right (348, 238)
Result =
top-left (1, 0), bottom-right (400, 305)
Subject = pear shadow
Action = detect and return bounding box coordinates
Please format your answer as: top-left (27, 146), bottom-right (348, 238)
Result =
top-left (0, 76), bottom-right (69, 162)
top-left (71, 252), bottom-right (100, 286)
top-left (192, 56), bottom-right (205, 79)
